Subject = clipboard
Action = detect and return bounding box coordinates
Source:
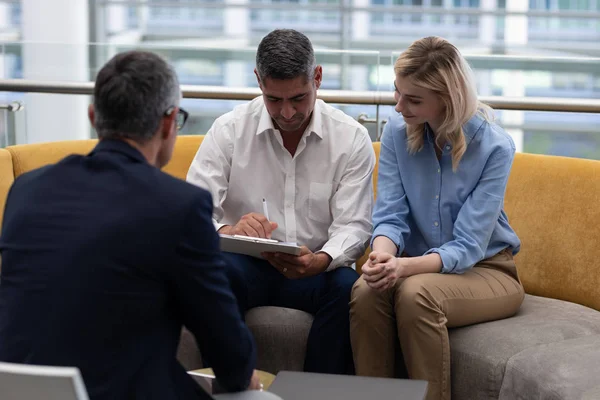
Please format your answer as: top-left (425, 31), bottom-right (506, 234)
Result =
top-left (219, 234), bottom-right (302, 259)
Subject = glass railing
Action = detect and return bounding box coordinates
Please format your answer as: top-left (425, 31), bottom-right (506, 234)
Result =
top-left (0, 41), bottom-right (599, 159)
top-left (1, 78), bottom-right (600, 158)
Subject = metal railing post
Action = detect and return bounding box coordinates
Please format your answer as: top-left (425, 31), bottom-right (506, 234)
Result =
top-left (1, 101), bottom-right (26, 146)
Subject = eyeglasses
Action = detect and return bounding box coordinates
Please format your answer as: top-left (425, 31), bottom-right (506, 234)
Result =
top-left (165, 107), bottom-right (189, 131)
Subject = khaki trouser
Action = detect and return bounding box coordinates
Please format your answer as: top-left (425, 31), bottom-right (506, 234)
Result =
top-left (350, 249), bottom-right (524, 400)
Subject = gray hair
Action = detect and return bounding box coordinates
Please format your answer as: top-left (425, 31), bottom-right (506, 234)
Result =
top-left (93, 50), bottom-right (180, 142)
top-left (256, 29), bottom-right (316, 82)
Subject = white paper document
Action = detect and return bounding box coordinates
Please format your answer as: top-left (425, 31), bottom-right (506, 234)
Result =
top-left (219, 234), bottom-right (302, 259)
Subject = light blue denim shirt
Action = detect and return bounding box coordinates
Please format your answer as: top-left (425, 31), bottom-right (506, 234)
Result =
top-left (372, 112), bottom-right (521, 274)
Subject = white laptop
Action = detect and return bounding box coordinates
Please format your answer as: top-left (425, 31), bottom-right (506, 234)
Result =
top-left (0, 361), bottom-right (89, 400)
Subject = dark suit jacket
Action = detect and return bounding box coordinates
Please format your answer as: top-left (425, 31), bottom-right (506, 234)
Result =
top-left (0, 139), bottom-right (256, 400)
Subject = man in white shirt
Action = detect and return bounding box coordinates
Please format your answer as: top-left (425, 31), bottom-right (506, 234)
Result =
top-left (187, 29), bottom-right (375, 374)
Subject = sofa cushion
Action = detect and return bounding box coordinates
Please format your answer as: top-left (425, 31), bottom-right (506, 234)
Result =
top-left (175, 307), bottom-right (313, 375)
top-left (449, 294), bottom-right (600, 400)
top-left (245, 307), bottom-right (314, 374)
top-left (162, 135), bottom-right (203, 180)
top-left (4, 135), bottom-right (205, 181)
top-left (355, 142), bottom-right (380, 273)
top-left (177, 327), bottom-right (204, 372)
top-left (582, 385), bottom-right (600, 400)
top-left (506, 153), bottom-right (600, 311)
top-left (498, 334), bottom-right (600, 400)
top-left (0, 135), bottom-right (205, 228)
top-left (6, 140), bottom-right (97, 177)
top-left (0, 149), bottom-right (14, 232)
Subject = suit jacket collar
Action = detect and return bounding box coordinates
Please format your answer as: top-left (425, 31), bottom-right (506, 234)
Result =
top-left (90, 139), bottom-right (147, 164)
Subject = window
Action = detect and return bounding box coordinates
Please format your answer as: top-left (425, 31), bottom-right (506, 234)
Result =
top-left (321, 63), bottom-right (342, 89)
top-left (552, 73), bottom-right (570, 90)
top-left (593, 76), bottom-right (600, 92)
top-left (370, 0), bottom-right (442, 26)
top-left (173, 59), bottom-right (224, 86)
top-left (572, 73), bottom-right (589, 90)
top-left (250, 0), bottom-right (339, 31)
top-left (453, 0), bottom-right (479, 7)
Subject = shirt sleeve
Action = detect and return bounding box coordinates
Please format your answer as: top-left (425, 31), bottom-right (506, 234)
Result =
top-left (424, 146), bottom-right (515, 274)
top-left (371, 120), bottom-right (411, 255)
top-left (319, 127), bottom-right (375, 270)
top-left (186, 119), bottom-right (233, 229)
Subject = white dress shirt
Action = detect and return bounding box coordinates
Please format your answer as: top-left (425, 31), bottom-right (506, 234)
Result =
top-left (187, 97), bottom-right (375, 270)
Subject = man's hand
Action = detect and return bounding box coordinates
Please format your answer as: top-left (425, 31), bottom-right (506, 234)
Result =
top-left (247, 370), bottom-right (262, 391)
top-left (218, 213), bottom-right (278, 239)
top-left (262, 246), bottom-right (331, 279)
top-left (361, 251), bottom-right (406, 291)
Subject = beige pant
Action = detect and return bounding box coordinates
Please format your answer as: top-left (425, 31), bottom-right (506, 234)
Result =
top-left (350, 249), bottom-right (524, 400)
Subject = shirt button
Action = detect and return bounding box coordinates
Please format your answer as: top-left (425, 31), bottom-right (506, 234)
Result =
top-left (434, 221), bottom-right (439, 227)
top-left (437, 168), bottom-right (441, 173)
top-left (445, 145), bottom-right (451, 151)
top-left (435, 195), bottom-right (439, 199)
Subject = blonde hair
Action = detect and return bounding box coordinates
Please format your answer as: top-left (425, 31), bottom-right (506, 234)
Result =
top-left (394, 36), bottom-right (493, 170)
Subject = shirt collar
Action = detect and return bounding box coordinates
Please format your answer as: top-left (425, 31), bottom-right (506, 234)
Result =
top-left (424, 123), bottom-right (434, 144)
top-left (89, 139), bottom-right (147, 163)
top-left (305, 100), bottom-right (323, 139)
top-left (256, 100), bottom-right (274, 136)
top-left (256, 98), bottom-right (324, 140)
top-left (463, 112), bottom-right (486, 145)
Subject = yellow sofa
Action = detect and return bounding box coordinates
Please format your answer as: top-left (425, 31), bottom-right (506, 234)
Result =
top-left (2, 135), bottom-right (600, 399)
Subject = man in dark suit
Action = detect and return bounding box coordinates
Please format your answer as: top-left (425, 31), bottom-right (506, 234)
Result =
top-left (0, 51), bottom-right (259, 399)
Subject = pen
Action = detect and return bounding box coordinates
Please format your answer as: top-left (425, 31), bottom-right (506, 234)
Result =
top-left (262, 198), bottom-right (270, 221)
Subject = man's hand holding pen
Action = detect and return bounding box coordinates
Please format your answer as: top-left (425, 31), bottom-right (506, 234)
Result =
top-left (218, 213), bottom-right (278, 239)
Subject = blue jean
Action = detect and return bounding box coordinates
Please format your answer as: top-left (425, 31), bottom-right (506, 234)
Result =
top-left (222, 252), bottom-right (358, 374)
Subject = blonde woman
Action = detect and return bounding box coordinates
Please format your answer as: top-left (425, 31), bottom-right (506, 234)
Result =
top-left (350, 36), bottom-right (525, 400)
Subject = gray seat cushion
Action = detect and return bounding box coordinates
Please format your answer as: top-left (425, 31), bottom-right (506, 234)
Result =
top-left (582, 385), bottom-right (600, 400)
top-left (245, 306), bottom-right (314, 374)
top-left (176, 307), bottom-right (313, 375)
top-left (450, 294), bottom-right (600, 400)
top-left (179, 295), bottom-right (600, 400)
top-left (177, 327), bottom-right (203, 371)
top-left (499, 334), bottom-right (600, 400)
